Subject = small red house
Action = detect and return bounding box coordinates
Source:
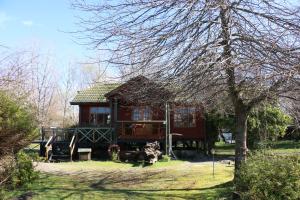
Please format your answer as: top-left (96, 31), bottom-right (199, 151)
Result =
top-left (70, 76), bottom-right (206, 150)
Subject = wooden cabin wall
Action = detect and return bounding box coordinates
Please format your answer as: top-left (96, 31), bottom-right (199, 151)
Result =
top-left (170, 109), bottom-right (206, 141)
top-left (78, 103), bottom-right (110, 126)
top-left (118, 104), bottom-right (165, 121)
top-left (79, 105), bottom-right (90, 125)
top-left (118, 105), bottom-right (131, 120)
top-left (77, 101), bottom-right (206, 141)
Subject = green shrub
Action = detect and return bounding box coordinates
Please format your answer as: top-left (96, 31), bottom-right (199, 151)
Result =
top-left (111, 151), bottom-right (120, 162)
top-left (11, 151), bottom-right (39, 187)
top-left (235, 151), bottom-right (300, 200)
top-left (160, 155), bottom-right (171, 162)
top-left (248, 105), bottom-right (292, 148)
top-left (24, 150), bottom-right (41, 162)
top-left (0, 188), bottom-right (5, 200)
top-left (0, 91), bottom-right (38, 155)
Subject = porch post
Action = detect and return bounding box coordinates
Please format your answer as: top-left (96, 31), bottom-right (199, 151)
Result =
top-left (165, 102), bottom-right (170, 156)
top-left (109, 99), bottom-right (113, 128)
top-left (114, 98), bottom-right (118, 144)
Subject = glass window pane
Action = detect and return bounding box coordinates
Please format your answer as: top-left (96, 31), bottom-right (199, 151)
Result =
top-left (174, 106), bottom-right (197, 128)
top-left (90, 107), bottom-right (110, 114)
top-left (132, 106), bottom-right (152, 121)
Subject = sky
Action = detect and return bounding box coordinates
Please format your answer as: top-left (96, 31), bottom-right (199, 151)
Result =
top-left (1, 0), bottom-right (299, 77)
top-left (0, 0), bottom-right (90, 58)
top-left (0, 0), bottom-right (111, 80)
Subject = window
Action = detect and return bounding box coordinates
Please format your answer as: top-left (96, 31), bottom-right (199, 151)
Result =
top-left (89, 107), bottom-right (111, 126)
top-left (132, 106), bottom-right (151, 121)
top-left (174, 107), bottom-right (196, 128)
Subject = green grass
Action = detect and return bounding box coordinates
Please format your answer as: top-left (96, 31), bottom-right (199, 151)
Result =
top-left (46, 160), bottom-right (186, 171)
top-left (3, 162), bottom-right (234, 200)
top-left (214, 140), bottom-right (300, 157)
top-left (264, 140), bottom-right (300, 154)
top-left (215, 142), bottom-right (235, 157)
top-left (9, 139), bottom-right (298, 199)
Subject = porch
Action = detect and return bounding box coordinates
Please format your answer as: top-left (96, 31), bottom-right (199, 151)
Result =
top-left (116, 120), bottom-right (165, 141)
top-left (39, 127), bottom-right (114, 161)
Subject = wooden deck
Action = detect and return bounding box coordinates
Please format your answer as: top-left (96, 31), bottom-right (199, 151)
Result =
top-left (116, 120), bottom-right (165, 141)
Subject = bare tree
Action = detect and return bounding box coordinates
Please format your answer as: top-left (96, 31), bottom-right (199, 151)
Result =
top-left (28, 53), bottom-right (57, 127)
top-left (0, 51), bottom-right (33, 98)
top-left (0, 49), bottom-right (57, 127)
top-left (73, 0), bottom-right (300, 170)
top-left (57, 63), bottom-right (78, 127)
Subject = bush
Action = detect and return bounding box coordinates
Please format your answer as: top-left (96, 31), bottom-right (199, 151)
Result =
top-left (235, 151), bottom-right (300, 200)
top-left (248, 105), bottom-right (292, 148)
top-left (0, 91), bottom-right (38, 156)
top-left (111, 151), bottom-right (120, 162)
top-left (160, 155), bottom-right (171, 162)
top-left (11, 151), bottom-right (39, 188)
top-left (0, 91), bottom-right (38, 186)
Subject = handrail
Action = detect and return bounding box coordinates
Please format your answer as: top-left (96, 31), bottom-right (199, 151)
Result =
top-left (45, 136), bottom-right (53, 147)
top-left (69, 135), bottom-right (75, 148)
top-left (45, 136), bottom-right (53, 161)
top-left (69, 134), bottom-right (77, 161)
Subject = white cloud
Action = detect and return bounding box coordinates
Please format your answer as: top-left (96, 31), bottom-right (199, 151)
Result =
top-left (0, 11), bottom-right (11, 29)
top-left (22, 20), bottom-right (34, 27)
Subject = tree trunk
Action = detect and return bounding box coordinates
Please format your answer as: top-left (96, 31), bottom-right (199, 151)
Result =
top-left (234, 108), bottom-right (248, 171)
top-left (219, 3), bottom-right (249, 172)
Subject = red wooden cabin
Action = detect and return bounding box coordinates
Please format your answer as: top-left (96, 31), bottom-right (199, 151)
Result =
top-left (70, 76), bottom-right (206, 149)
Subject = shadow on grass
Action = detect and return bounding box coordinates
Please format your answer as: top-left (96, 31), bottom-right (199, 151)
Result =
top-left (215, 143), bottom-right (235, 150)
top-left (11, 173), bottom-right (233, 200)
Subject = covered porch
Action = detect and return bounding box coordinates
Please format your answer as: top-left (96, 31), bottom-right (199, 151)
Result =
top-left (116, 120), bottom-right (165, 141)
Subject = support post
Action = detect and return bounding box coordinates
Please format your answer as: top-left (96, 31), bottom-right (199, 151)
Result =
top-left (109, 99), bottom-right (113, 128)
top-left (114, 98), bottom-right (118, 144)
top-left (40, 127), bottom-right (44, 157)
top-left (165, 102), bottom-right (170, 156)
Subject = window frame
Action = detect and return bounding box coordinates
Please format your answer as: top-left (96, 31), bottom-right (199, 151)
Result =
top-left (132, 106), bottom-right (152, 121)
top-left (174, 106), bottom-right (197, 128)
top-left (89, 106), bottom-right (111, 126)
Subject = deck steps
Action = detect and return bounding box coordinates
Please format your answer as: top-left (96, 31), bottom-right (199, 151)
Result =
top-left (47, 141), bottom-right (72, 162)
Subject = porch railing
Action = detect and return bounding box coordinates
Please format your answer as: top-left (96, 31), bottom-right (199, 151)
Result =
top-left (116, 120), bottom-right (165, 140)
top-left (73, 127), bottom-right (113, 143)
top-left (41, 127), bottom-right (114, 144)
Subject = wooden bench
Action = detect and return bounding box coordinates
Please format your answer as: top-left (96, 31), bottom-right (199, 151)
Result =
top-left (78, 148), bottom-right (92, 161)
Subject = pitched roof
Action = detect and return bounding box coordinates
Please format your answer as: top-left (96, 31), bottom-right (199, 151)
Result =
top-left (70, 83), bottom-right (120, 105)
top-left (105, 76), bottom-right (172, 103)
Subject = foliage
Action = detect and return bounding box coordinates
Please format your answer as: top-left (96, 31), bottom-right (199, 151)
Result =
top-left (110, 151), bottom-right (120, 162)
top-left (248, 105), bottom-right (292, 148)
top-left (205, 112), bottom-right (234, 153)
top-left (160, 155), bottom-right (171, 162)
top-left (0, 91), bottom-right (38, 187)
top-left (0, 91), bottom-right (38, 156)
top-left (11, 151), bottom-right (39, 188)
top-left (235, 151), bottom-right (300, 200)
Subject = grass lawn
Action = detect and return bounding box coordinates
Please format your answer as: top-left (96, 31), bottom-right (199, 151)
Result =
top-left (265, 140), bottom-right (300, 153)
top-left (215, 142), bottom-right (235, 157)
top-left (5, 140), bottom-right (298, 199)
top-left (214, 140), bottom-right (300, 157)
top-left (3, 161), bottom-right (234, 200)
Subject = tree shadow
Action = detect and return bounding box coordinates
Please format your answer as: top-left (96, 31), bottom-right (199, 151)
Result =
top-left (12, 172), bottom-right (233, 200)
